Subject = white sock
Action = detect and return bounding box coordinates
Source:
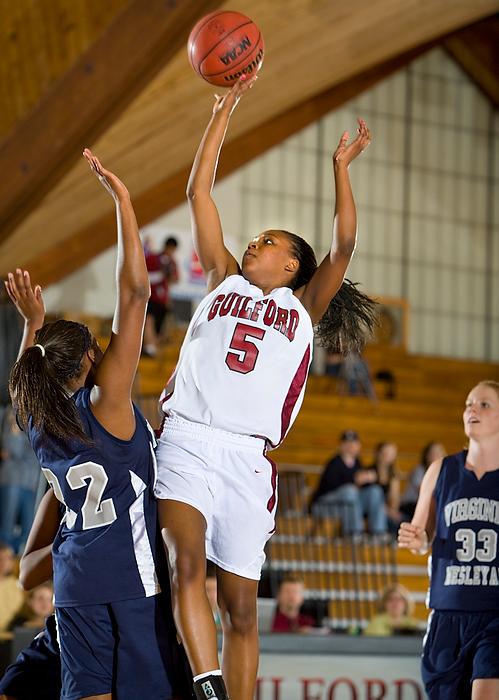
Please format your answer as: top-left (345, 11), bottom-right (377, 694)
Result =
top-left (194, 669), bottom-right (223, 682)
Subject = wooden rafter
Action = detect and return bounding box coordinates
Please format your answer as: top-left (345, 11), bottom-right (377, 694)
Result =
top-left (22, 43), bottom-right (432, 287)
top-left (0, 0), bottom-right (222, 240)
top-left (444, 15), bottom-right (499, 107)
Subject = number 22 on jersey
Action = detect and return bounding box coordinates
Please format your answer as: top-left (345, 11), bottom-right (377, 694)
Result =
top-left (42, 463), bottom-right (117, 530)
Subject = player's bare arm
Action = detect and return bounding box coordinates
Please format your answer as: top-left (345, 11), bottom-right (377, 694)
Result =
top-left (398, 459), bottom-right (443, 554)
top-left (83, 149), bottom-right (150, 439)
top-left (4, 269), bottom-right (45, 359)
top-left (187, 75), bottom-right (257, 292)
top-left (19, 489), bottom-right (60, 590)
top-left (297, 119), bottom-right (371, 324)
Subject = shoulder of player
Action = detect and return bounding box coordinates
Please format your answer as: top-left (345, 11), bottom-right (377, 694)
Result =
top-left (420, 458), bottom-right (445, 494)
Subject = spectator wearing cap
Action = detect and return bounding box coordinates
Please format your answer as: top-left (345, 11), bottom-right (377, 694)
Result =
top-left (310, 431), bottom-right (387, 535)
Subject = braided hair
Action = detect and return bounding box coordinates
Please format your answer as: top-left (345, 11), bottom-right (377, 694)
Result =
top-left (9, 320), bottom-right (93, 443)
top-left (283, 230), bottom-right (378, 353)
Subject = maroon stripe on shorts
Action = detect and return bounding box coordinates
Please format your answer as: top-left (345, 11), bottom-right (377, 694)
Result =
top-left (265, 452), bottom-right (278, 515)
top-left (278, 345), bottom-right (311, 446)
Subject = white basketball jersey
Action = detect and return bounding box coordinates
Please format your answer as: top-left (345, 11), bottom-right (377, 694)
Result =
top-left (161, 275), bottom-right (313, 447)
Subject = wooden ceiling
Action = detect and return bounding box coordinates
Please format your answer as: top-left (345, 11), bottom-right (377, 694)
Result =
top-left (1, 0), bottom-right (498, 286)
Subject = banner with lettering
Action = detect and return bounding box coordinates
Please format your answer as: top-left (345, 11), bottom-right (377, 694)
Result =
top-left (256, 653), bottom-right (424, 700)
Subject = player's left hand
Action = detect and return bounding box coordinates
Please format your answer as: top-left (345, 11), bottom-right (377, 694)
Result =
top-left (333, 118), bottom-right (371, 167)
top-left (5, 269), bottom-right (45, 327)
top-left (83, 148), bottom-right (130, 202)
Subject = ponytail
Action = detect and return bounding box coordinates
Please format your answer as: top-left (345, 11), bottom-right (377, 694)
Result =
top-left (9, 320), bottom-right (92, 443)
top-left (283, 231), bottom-right (377, 354)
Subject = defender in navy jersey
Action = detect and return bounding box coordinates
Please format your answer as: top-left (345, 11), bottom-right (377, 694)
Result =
top-left (6, 151), bottom-right (184, 700)
top-left (398, 381), bottom-right (499, 700)
top-left (156, 74), bottom-right (377, 700)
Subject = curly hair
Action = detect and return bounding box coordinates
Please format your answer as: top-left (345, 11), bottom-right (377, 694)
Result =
top-left (282, 230), bottom-right (378, 354)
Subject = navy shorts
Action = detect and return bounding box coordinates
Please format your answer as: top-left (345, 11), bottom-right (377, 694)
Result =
top-left (0, 615), bottom-right (61, 700)
top-left (422, 610), bottom-right (499, 699)
top-left (56, 593), bottom-right (184, 700)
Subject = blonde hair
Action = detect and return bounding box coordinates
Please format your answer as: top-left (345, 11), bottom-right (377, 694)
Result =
top-left (476, 380), bottom-right (499, 398)
top-left (377, 583), bottom-right (414, 616)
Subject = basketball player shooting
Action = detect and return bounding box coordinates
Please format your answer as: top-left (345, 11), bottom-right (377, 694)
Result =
top-left (154, 75), bottom-right (376, 700)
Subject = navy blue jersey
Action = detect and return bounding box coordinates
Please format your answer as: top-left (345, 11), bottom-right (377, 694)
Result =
top-left (27, 387), bottom-right (161, 606)
top-left (429, 451), bottom-right (499, 611)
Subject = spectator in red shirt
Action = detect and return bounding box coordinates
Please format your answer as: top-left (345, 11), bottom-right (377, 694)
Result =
top-left (143, 236), bottom-right (179, 356)
top-left (271, 574), bottom-right (315, 633)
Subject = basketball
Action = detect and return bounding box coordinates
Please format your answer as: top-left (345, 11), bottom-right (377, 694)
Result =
top-left (187, 10), bottom-right (264, 87)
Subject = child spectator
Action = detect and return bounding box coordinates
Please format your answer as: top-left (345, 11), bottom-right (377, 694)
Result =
top-left (364, 584), bottom-right (419, 637)
top-left (9, 581), bottom-right (54, 630)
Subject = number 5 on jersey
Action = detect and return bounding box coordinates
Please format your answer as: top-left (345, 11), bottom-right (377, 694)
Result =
top-left (225, 322), bottom-right (266, 374)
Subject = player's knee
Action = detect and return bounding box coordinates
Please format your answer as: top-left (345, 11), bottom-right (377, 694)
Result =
top-left (169, 549), bottom-right (205, 590)
top-left (222, 600), bottom-right (257, 636)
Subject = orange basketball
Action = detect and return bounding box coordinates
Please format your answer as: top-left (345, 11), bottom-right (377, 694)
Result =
top-left (187, 10), bottom-right (264, 87)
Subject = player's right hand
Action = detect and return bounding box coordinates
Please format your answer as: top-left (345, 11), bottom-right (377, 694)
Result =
top-left (5, 269), bottom-right (45, 327)
top-left (83, 148), bottom-right (130, 203)
top-left (398, 522), bottom-right (428, 554)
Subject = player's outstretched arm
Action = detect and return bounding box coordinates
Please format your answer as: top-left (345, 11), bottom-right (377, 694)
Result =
top-left (398, 459), bottom-right (442, 555)
top-left (187, 75), bottom-right (256, 292)
top-left (83, 149), bottom-right (149, 437)
top-left (5, 269), bottom-right (45, 359)
top-left (19, 489), bottom-right (60, 590)
top-left (297, 119), bottom-right (371, 324)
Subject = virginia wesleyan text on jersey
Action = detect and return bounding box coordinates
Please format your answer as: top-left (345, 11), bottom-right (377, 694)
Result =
top-left (28, 388), bottom-right (161, 607)
top-left (161, 275), bottom-right (313, 447)
top-left (429, 452), bottom-right (499, 611)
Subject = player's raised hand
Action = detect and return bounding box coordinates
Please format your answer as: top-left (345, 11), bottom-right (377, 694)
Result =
top-left (5, 269), bottom-right (45, 327)
top-left (83, 148), bottom-right (130, 202)
top-left (398, 522), bottom-right (429, 554)
top-left (212, 73), bottom-right (258, 116)
top-left (333, 118), bottom-right (371, 168)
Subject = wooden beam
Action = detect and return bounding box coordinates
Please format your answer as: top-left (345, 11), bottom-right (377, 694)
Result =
top-left (444, 16), bottom-right (499, 107)
top-left (0, 0), bottom-right (222, 240)
top-left (23, 43), bottom-right (432, 287)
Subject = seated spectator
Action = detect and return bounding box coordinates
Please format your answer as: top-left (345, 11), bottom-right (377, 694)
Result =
top-left (271, 573), bottom-right (316, 633)
top-left (0, 541), bottom-right (24, 632)
top-left (368, 442), bottom-right (406, 535)
top-left (325, 352), bottom-right (343, 378)
top-left (400, 442), bottom-right (446, 519)
top-left (8, 582), bottom-right (54, 631)
top-left (364, 584), bottom-right (420, 637)
top-left (0, 404), bottom-right (41, 553)
top-left (311, 431), bottom-right (387, 536)
top-left (339, 352), bottom-right (376, 401)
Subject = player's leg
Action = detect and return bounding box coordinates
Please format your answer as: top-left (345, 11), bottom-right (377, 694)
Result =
top-left (159, 499), bottom-right (219, 674)
top-left (471, 615), bottom-right (499, 700)
top-left (56, 605), bottom-right (114, 700)
top-left (216, 569), bottom-right (259, 700)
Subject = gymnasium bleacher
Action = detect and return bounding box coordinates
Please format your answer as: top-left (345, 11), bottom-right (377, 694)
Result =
top-left (133, 327), bottom-right (499, 630)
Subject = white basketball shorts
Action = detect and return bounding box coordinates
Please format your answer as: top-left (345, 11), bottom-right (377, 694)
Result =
top-left (154, 413), bottom-right (278, 580)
